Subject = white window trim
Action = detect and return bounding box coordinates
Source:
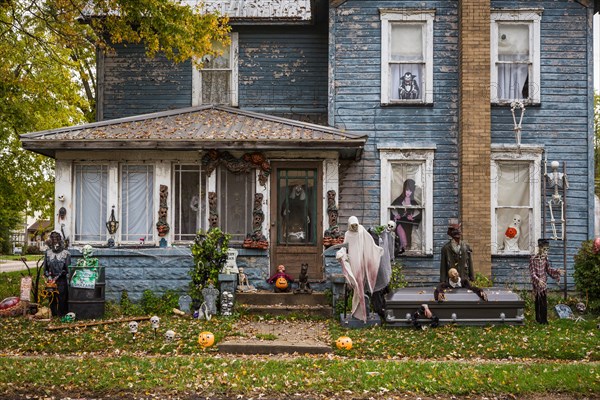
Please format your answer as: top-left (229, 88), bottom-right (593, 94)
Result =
top-left (192, 32), bottom-right (239, 107)
top-left (379, 146), bottom-right (435, 255)
top-left (380, 9), bottom-right (435, 105)
top-left (490, 9), bottom-right (542, 105)
top-left (490, 145), bottom-right (543, 255)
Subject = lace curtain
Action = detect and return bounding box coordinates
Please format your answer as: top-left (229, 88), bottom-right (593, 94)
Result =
top-left (496, 162), bottom-right (531, 251)
top-left (75, 165), bottom-right (108, 241)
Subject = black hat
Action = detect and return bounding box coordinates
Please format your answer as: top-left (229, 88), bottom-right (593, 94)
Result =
top-left (537, 238), bottom-right (550, 247)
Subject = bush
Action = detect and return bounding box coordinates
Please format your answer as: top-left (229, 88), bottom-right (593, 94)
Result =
top-left (573, 240), bottom-right (600, 312)
top-left (189, 228), bottom-right (230, 300)
top-left (140, 289), bottom-right (180, 315)
top-left (389, 261), bottom-right (407, 289)
top-left (473, 272), bottom-right (493, 288)
top-left (118, 290), bottom-right (143, 316)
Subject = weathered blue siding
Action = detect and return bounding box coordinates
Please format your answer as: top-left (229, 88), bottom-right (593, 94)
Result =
top-left (331, 1), bottom-right (460, 286)
top-left (237, 26), bottom-right (329, 120)
top-left (99, 26), bottom-right (329, 122)
top-left (100, 43), bottom-right (193, 120)
top-left (331, 0), bottom-right (594, 290)
top-left (490, 2), bottom-right (594, 289)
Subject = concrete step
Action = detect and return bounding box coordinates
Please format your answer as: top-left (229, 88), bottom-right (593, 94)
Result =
top-left (236, 292), bottom-right (330, 306)
top-left (218, 340), bottom-right (332, 355)
top-left (237, 304), bottom-right (333, 318)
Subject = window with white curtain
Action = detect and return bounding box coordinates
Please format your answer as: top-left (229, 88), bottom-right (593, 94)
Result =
top-left (380, 147), bottom-right (434, 255)
top-left (491, 10), bottom-right (542, 104)
top-left (173, 164), bottom-right (205, 242)
top-left (491, 147), bottom-right (542, 254)
top-left (74, 164), bottom-right (108, 242)
top-left (218, 167), bottom-right (255, 243)
top-left (380, 9), bottom-right (434, 104)
top-left (192, 33), bottom-right (238, 106)
top-left (121, 165), bottom-right (154, 242)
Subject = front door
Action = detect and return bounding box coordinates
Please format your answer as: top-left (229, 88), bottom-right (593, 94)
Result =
top-left (270, 162), bottom-right (323, 280)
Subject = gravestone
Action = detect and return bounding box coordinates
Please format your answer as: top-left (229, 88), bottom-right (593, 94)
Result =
top-left (554, 304), bottom-right (574, 319)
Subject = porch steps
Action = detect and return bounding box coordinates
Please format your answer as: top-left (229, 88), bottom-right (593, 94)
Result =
top-left (235, 292), bottom-right (333, 318)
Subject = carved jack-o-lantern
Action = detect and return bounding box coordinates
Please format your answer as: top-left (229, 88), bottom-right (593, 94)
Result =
top-left (335, 336), bottom-right (353, 350)
top-left (198, 331), bottom-right (215, 348)
top-left (275, 277), bottom-right (288, 290)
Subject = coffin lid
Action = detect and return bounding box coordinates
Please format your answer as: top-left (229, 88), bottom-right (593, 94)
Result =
top-left (20, 105), bottom-right (366, 160)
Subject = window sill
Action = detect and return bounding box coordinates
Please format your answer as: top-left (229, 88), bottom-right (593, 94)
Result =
top-left (381, 101), bottom-right (434, 107)
top-left (492, 101), bottom-right (540, 108)
top-left (492, 253), bottom-right (532, 258)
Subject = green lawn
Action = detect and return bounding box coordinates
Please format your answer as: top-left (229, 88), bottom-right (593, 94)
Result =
top-left (0, 268), bottom-right (598, 398)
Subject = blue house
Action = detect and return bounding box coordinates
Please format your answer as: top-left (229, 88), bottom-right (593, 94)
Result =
top-left (21, 0), bottom-right (599, 301)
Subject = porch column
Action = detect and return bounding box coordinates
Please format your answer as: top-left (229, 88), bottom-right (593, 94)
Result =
top-left (458, 0), bottom-right (491, 277)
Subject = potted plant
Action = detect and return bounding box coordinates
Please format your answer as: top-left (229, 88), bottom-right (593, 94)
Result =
top-left (189, 228), bottom-right (230, 305)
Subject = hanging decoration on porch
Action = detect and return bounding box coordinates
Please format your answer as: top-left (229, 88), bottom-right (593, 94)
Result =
top-left (243, 193), bottom-right (269, 249)
top-left (208, 192), bottom-right (219, 229)
top-left (323, 190), bottom-right (344, 247)
top-left (201, 150), bottom-right (271, 186)
top-left (156, 185), bottom-right (170, 237)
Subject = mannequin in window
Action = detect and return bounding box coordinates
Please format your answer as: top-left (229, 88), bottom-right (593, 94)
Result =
top-left (281, 184), bottom-right (309, 241)
top-left (391, 179), bottom-right (422, 254)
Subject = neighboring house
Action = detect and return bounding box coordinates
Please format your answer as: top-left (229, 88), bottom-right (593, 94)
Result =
top-left (21, 0), bottom-right (599, 301)
top-left (27, 220), bottom-right (52, 251)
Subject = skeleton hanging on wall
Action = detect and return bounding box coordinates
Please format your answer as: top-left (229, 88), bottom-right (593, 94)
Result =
top-left (398, 72), bottom-right (420, 100)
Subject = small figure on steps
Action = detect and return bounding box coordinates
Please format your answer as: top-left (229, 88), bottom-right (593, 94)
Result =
top-left (267, 264), bottom-right (294, 293)
top-left (294, 263), bottom-right (312, 294)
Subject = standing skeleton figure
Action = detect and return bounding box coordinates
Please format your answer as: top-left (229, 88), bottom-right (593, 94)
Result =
top-left (545, 160), bottom-right (569, 240)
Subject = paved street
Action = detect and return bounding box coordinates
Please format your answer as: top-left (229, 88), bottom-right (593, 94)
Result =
top-left (0, 260), bottom-right (34, 273)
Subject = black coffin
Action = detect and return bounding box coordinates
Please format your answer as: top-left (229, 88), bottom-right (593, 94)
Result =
top-left (384, 287), bottom-right (525, 327)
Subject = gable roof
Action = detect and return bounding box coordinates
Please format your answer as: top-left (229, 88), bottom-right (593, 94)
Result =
top-left (20, 105), bottom-right (367, 160)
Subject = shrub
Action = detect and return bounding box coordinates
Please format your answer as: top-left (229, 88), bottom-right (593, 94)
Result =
top-left (389, 260), bottom-right (407, 289)
top-left (119, 290), bottom-right (143, 316)
top-left (140, 289), bottom-right (180, 315)
top-left (473, 272), bottom-right (493, 288)
top-left (573, 240), bottom-right (600, 312)
top-left (189, 228), bottom-right (230, 300)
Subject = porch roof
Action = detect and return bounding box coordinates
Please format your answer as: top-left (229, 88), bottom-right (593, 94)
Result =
top-left (20, 105), bottom-right (367, 160)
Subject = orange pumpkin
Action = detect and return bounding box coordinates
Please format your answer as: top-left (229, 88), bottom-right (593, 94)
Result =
top-left (275, 277), bottom-right (288, 290)
top-left (198, 331), bottom-right (215, 348)
top-left (505, 227), bottom-right (517, 239)
top-left (335, 336), bottom-right (353, 350)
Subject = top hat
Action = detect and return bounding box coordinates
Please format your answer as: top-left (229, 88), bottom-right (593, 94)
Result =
top-left (537, 238), bottom-right (550, 247)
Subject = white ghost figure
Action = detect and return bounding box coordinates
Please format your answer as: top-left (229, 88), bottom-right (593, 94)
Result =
top-left (503, 214), bottom-right (522, 252)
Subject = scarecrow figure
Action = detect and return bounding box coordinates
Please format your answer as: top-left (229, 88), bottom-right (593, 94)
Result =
top-left (440, 222), bottom-right (474, 284)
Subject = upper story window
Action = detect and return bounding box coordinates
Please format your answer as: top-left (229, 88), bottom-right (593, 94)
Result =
top-left (491, 146), bottom-right (542, 255)
top-left (380, 9), bottom-right (434, 105)
top-left (491, 10), bottom-right (542, 104)
top-left (379, 146), bottom-right (434, 256)
top-left (74, 164), bottom-right (108, 242)
top-left (192, 32), bottom-right (238, 106)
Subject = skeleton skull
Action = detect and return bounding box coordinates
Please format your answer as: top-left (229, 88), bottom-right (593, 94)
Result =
top-left (349, 223), bottom-right (359, 232)
top-left (82, 244), bottom-right (94, 259)
top-left (150, 316), bottom-right (160, 330)
top-left (165, 330), bottom-right (176, 342)
top-left (128, 321), bottom-right (138, 334)
top-left (66, 312), bottom-right (76, 320)
top-left (387, 220), bottom-right (396, 232)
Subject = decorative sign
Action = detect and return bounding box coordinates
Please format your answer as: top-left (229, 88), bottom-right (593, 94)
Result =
top-left (71, 269), bottom-right (98, 289)
top-left (20, 277), bottom-right (32, 302)
top-left (192, 0), bottom-right (311, 20)
top-left (222, 248), bottom-right (239, 274)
